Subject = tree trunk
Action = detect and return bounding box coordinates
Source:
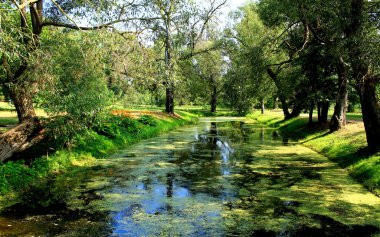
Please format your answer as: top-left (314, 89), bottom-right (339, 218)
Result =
top-left (165, 87), bottom-right (174, 114)
top-left (163, 9), bottom-right (175, 115)
top-left (0, 119), bottom-right (44, 162)
top-left (309, 103), bottom-right (314, 125)
top-left (330, 57), bottom-right (348, 132)
top-left (358, 76), bottom-right (380, 151)
top-left (318, 101), bottom-right (329, 124)
top-left (267, 68), bottom-right (291, 118)
top-left (317, 102), bottom-right (322, 121)
top-left (260, 98), bottom-right (265, 114)
top-left (7, 83), bottom-right (37, 123)
top-left (287, 104), bottom-right (301, 120)
top-left (210, 79), bottom-right (217, 113)
top-left (210, 93), bottom-right (217, 113)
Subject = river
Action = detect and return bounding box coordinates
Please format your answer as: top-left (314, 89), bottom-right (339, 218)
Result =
top-left (0, 117), bottom-right (379, 236)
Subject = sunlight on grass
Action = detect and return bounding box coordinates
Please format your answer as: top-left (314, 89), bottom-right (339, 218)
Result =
top-left (248, 110), bottom-right (379, 196)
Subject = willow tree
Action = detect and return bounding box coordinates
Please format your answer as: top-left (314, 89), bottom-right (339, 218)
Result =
top-left (179, 40), bottom-right (225, 113)
top-left (0, 0), bottom-right (153, 162)
top-left (142, 0), bottom-right (227, 114)
top-left (224, 3), bottom-right (277, 115)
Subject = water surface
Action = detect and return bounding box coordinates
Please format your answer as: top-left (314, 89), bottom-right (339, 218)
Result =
top-left (1, 117), bottom-right (379, 236)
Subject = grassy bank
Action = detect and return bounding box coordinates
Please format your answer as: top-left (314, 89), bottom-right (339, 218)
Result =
top-left (247, 110), bottom-right (380, 196)
top-left (0, 110), bottom-right (198, 208)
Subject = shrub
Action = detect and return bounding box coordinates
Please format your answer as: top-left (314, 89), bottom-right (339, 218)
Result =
top-left (120, 116), bottom-right (140, 134)
top-left (138, 115), bottom-right (157, 126)
top-left (0, 161), bottom-right (37, 193)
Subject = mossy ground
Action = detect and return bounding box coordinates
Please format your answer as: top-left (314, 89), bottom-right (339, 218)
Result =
top-left (247, 110), bottom-right (380, 196)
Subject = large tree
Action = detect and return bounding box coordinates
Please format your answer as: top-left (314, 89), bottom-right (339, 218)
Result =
top-left (180, 41), bottom-right (225, 113)
top-left (0, 0), bottom-right (153, 161)
top-left (144, 0), bottom-right (227, 114)
top-left (343, 0), bottom-right (380, 150)
top-left (257, 0), bottom-right (379, 149)
top-left (224, 4), bottom-right (278, 115)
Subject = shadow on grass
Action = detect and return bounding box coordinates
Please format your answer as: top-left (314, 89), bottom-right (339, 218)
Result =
top-left (330, 147), bottom-right (376, 168)
top-left (265, 115), bottom-right (379, 196)
top-left (278, 119), bottom-right (329, 141)
top-left (0, 117), bottom-right (18, 125)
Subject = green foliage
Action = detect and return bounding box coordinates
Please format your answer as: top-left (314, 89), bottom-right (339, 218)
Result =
top-left (223, 4), bottom-right (276, 115)
top-left (94, 115), bottom-right (141, 138)
top-left (138, 115), bottom-right (158, 126)
top-left (178, 41), bottom-right (225, 110)
top-left (0, 161), bottom-right (36, 193)
top-left (36, 31), bottom-right (114, 143)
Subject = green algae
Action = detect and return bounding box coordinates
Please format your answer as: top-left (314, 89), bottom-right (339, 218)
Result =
top-left (0, 118), bottom-right (379, 236)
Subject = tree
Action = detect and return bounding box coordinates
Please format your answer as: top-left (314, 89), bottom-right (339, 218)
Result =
top-left (36, 30), bottom-right (114, 143)
top-left (224, 3), bottom-right (275, 115)
top-left (343, 0), bottom-right (380, 150)
top-left (143, 0), bottom-right (227, 114)
top-left (257, 0), bottom-right (380, 149)
top-left (0, 0), bottom-right (150, 161)
top-left (180, 41), bottom-right (225, 113)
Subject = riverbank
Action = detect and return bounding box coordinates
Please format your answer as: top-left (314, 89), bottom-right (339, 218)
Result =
top-left (0, 111), bottom-right (198, 209)
top-left (247, 111), bottom-right (380, 196)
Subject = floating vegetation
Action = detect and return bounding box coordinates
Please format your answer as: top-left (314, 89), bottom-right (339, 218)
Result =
top-left (0, 118), bottom-right (379, 236)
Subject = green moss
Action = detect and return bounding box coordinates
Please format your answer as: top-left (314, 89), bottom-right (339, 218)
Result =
top-left (248, 111), bottom-right (380, 196)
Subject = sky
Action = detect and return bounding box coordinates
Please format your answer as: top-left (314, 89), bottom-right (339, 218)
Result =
top-left (219, 0), bottom-right (250, 27)
top-left (227, 0), bottom-right (249, 11)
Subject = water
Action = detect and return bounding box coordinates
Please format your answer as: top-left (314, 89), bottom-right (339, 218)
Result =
top-left (1, 117), bottom-right (379, 236)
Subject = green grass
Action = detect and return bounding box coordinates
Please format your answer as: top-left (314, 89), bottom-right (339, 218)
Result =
top-left (0, 110), bottom-right (198, 208)
top-left (248, 110), bottom-right (380, 196)
top-left (346, 112), bottom-right (363, 121)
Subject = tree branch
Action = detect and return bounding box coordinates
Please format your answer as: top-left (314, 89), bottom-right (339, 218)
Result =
top-left (194, 0), bottom-right (227, 44)
top-left (11, 0), bottom-right (39, 10)
top-left (179, 44), bottom-right (221, 60)
top-left (41, 17), bottom-right (160, 30)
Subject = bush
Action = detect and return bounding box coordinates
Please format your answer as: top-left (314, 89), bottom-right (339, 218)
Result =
top-left (36, 34), bottom-right (113, 144)
top-left (120, 116), bottom-right (140, 133)
top-left (94, 116), bottom-right (122, 138)
top-left (93, 115), bottom-right (142, 138)
top-left (0, 161), bottom-right (37, 193)
top-left (138, 115), bottom-right (157, 126)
